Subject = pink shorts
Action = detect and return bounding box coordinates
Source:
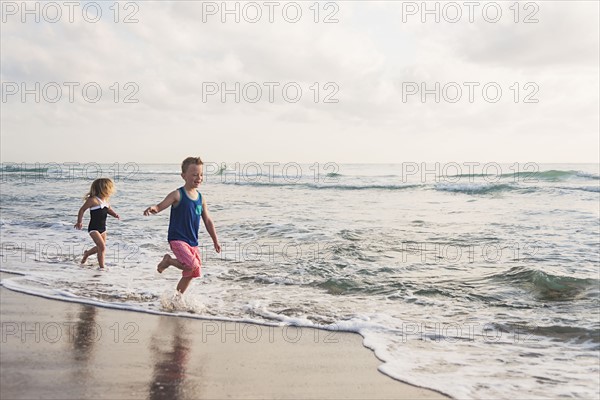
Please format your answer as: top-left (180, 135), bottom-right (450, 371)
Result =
top-left (169, 240), bottom-right (201, 278)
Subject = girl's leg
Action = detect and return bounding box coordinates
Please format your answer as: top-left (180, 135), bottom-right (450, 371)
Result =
top-left (157, 254), bottom-right (185, 273)
top-left (101, 232), bottom-right (108, 265)
top-left (89, 231), bottom-right (107, 268)
top-left (81, 247), bottom-right (97, 264)
top-left (176, 277), bottom-right (193, 294)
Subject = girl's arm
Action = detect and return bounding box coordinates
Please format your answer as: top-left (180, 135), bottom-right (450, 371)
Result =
top-left (74, 197), bottom-right (96, 229)
top-left (143, 190), bottom-right (179, 216)
top-left (201, 196), bottom-right (221, 253)
top-left (108, 207), bottom-right (120, 220)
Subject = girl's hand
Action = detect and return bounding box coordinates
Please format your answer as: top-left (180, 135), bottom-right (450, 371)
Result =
top-left (143, 206), bottom-right (158, 216)
top-left (74, 222), bottom-right (82, 230)
top-left (214, 242), bottom-right (221, 253)
top-left (114, 214), bottom-right (120, 220)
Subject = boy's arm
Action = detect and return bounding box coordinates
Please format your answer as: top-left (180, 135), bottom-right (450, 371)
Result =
top-left (74, 197), bottom-right (95, 229)
top-left (201, 197), bottom-right (221, 253)
top-left (143, 190), bottom-right (179, 216)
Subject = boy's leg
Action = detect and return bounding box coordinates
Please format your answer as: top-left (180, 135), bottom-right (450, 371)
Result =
top-left (165, 241), bottom-right (201, 294)
top-left (176, 277), bottom-right (193, 294)
top-left (89, 231), bottom-right (107, 268)
top-left (159, 241), bottom-right (201, 273)
top-left (157, 254), bottom-right (185, 273)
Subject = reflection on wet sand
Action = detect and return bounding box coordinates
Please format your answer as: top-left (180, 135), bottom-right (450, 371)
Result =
top-left (72, 305), bottom-right (99, 362)
top-left (67, 305), bottom-right (99, 398)
top-left (149, 317), bottom-right (197, 400)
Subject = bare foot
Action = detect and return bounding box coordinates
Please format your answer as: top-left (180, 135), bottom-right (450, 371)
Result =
top-left (157, 254), bottom-right (171, 273)
top-left (80, 250), bottom-right (90, 265)
top-left (172, 291), bottom-right (186, 309)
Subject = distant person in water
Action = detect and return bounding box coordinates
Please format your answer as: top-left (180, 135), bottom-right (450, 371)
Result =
top-left (75, 178), bottom-right (120, 269)
top-left (143, 156), bottom-right (221, 294)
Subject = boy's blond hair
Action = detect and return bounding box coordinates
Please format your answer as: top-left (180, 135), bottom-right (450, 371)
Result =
top-left (85, 178), bottom-right (115, 200)
top-left (181, 156), bottom-right (203, 173)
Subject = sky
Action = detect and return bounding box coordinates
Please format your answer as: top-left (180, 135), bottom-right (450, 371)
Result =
top-left (1, 0), bottom-right (599, 164)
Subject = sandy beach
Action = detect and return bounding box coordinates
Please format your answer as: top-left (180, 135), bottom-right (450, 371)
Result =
top-left (0, 273), bottom-right (448, 400)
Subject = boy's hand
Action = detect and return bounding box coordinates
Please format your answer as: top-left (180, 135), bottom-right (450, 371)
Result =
top-left (143, 206), bottom-right (158, 216)
top-left (214, 242), bottom-right (221, 253)
top-left (74, 222), bottom-right (82, 230)
top-left (114, 214), bottom-right (121, 220)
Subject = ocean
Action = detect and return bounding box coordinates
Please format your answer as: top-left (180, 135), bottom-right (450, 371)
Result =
top-left (1, 162), bottom-right (598, 399)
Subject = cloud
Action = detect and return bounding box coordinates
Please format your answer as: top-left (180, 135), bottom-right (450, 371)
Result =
top-left (1, 1), bottom-right (598, 163)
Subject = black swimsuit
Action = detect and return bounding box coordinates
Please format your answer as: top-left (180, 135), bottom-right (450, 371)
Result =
top-left (88, 197), bottom-right (109, 233)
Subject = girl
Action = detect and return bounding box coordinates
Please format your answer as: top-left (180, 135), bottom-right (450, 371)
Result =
top-left (75, 178), bottom-right (120, 268)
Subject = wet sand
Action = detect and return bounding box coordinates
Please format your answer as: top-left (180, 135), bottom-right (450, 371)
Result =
top-left (1, 275), bottom-right (448, 399)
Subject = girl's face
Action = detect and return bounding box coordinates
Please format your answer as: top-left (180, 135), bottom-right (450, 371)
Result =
top-left (181, 164), bottom-right (203, 188)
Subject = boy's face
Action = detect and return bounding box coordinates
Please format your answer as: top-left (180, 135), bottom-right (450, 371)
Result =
top-left (181, 164), bottom-right (203, 188)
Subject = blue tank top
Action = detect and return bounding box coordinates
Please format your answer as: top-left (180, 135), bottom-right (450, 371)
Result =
top-left (168, 187), bottom-right (202, 246)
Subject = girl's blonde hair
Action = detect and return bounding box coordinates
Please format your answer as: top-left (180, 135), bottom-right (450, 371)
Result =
top-left (85, 178), bottom-right (115, 200)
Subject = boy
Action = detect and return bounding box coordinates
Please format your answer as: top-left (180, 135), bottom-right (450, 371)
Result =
top-left (144, 157), bottom-right (221, 294)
